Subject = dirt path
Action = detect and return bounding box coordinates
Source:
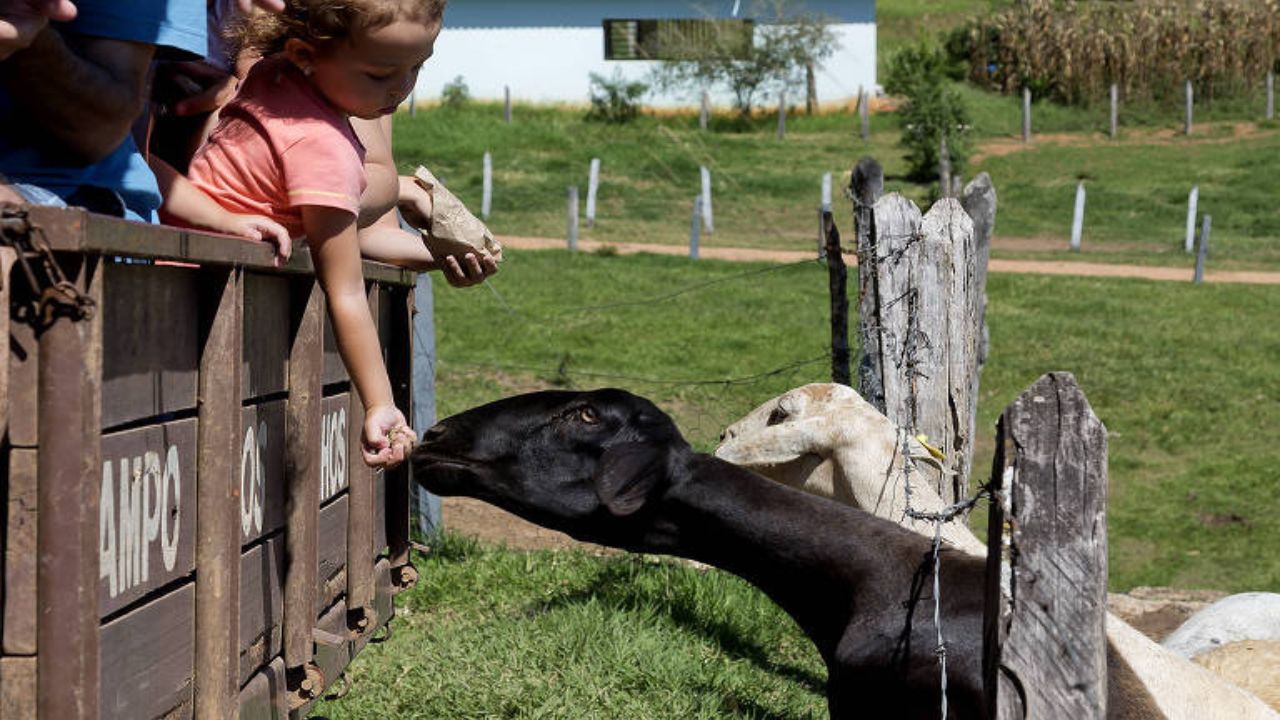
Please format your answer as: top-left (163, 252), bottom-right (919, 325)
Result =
top-left (497, 235), bottom-right (1280, 285)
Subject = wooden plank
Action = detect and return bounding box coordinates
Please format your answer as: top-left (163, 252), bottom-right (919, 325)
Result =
top-left (871, 193), bottom-right (923, 435)
top-left (0, 248), bottom-right (15, 440)
top-left (317, 495), bottom-right (349, 616)
top-left (8, 284), bottom-right (38, 448)
top-left (195, 266), bottom-right (243, 720)
top-left (99, 583), bottom-right (195, 720)
top-left (238, 537), bottom-right (285, 687)
top-left (25, 205), bottom-right (416, 286)
top-left (243, 273), bottom-right (290, 401)
top-left (851, 157), bottom-right (887, 391)
top-left (319, 394), bottom-right (350, 504)
top-left (383, 286), bottom-right (415, 591)
top-left (37, 254), bottom-right (101, 720)
top-left (984, 372), bottom-right (1109, 720)
top-left (352, 559), bottom-right (393, 657)
top-left (283, 278), bottom-right (323, 704)
top-left (3, 449), bottom-right (36, 654)
top-left (238, 657), bottom-right (287, 720)
top-left (240, 401), bottom-right (287, 547)
top-left (321, 315), bottom-right (347, 386)
top-left (308, 600), bottom-right (350, 713)
top-left (101, 263), bottom-right (199, 428)
top-left (372, 468), bottom-right (388, 556)
top-left (98, 418), bottom-right (198, 617)
top-left (0, 656), bottom-right (35, 719)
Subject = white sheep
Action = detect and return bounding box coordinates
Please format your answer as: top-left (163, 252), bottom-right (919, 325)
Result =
top-left (1162, 592), bottom-right (1280, 658)
top-left (715, 383), bottom-right (1278, 720)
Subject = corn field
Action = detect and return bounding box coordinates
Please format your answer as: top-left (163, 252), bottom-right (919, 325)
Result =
top-left (954, 0), bottom-right (1280, 105)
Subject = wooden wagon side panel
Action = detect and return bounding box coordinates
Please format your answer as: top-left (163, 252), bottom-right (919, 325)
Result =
top-left (240, 401), bottom-right (287, 548)
top-left (239, 536), bottom-right (285, 687)
top-left (3, 448), bottom-right (36, 655)
top-left (238, 657), bottom-right (288, 720)
top-left (98, 418), bottom-right (198, 618)
top-left (99, 583), bottom-right (195, 720)
top-left (243, 273), bottom-right (291, 402)
top-left (318, 495), bottom-right (349, 616)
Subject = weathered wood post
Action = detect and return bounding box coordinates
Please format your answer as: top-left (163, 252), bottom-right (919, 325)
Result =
top-left (859, 87), bottom-right (870, 140)
top-left (851, 157), bottom-right (885, 412)
top-left (503, 85), bottom-right (512, 124)
top-left (821, 172), bottom-right (832, 213)
top-left (960, 173), bottom-right (997, 478)
top-left (1185, 80), bottom-right (1194, 136)
top-left (1194, 215), bottom-right (1212, 284)
top-left (1022, 87), bottom-right (1032, 143)
top-left (867, 193), bottom-right (981, 503)
top-left (689, 195), bottom-right (702, 259)
top-left (805, 61), bottom-right (817, 115)
top-left (586, 157), bottom-right (601, 228)
top-left (700, 166), bottom-right (713, 233)
top-left (983, 372), bottom-right (1109, 720)
top-left (481, 151), bottom-right (492, 220)
top-left (939, 136), bottom-right (952, 199)
top-left (1185, 185), bottom-right (1199, 253)
top-left (824, 211), bottom-right (850, 386)
top-left (566, 186), bottom-right (578, 251)
top-left (408, 89), bottom-right (416, 118)
top-left (700, 90), bottom-right (710, 131)
top-left (1070, 181), bottom-right (1086, 251)
top-left (1109, 83), bottom-right (1118, 138)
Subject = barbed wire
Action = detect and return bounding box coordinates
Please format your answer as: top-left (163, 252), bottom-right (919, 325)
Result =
top-left (448, 354), bottom-right (829, 389)
top-left (479, 257), bottom-right (818, 321)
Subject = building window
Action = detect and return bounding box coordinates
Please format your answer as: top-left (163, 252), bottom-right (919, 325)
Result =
top-left (604, 18), bottom-right (754, 60)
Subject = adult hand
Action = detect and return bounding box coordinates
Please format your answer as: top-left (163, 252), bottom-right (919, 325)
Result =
top-left (397, 174), bottom-right (433, 231)
top-left (362, 405), bottom-right (417, 469)
top-left (440, 251), bottom-right (499, 288)
top-left (235, 0), bottom-right (284, 13)
top-left (0, 0), bottom-right (76, 61)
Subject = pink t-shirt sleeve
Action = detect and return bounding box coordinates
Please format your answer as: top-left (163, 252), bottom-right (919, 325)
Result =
top-left (278, 127), bottom-right (364, 216)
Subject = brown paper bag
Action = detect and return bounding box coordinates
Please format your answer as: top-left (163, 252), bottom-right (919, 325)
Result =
top-left (412, 166), bottom-right (503, 262)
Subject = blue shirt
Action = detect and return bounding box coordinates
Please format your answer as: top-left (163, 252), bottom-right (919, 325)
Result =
top-left (0, 0), bottom-right (206, 222)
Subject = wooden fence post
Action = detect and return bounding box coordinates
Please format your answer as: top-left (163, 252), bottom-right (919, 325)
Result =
top-left (1185, 80), bottom-right (1194, 136)
top-left (586, 157), bottom-right (600, 228)
top-left (805, 61), bottom-right (817, 115)
top-left (504, 85), bottom-right (512, 124)
top-left (1268, 71), bottom-right (1275, 121)
top-left (481, 152), bottom-right (492, 220)
top-left (1070, 181), bottom-right (1086, 251)
top-left (868, 193), bottom-right (980, 503)
top-left (859, 87), bottom-right (870, 140)
top-left (1022, 88), bottom-right (1032, 143)
top-left (939, 136), bottom-right (952, 199)
top-left (960, 173), bottom-right (997, 480)
top-left (1194, 215), bottom-right (1212, 284)
top-left (1109, 83), bottom-right (1118, 138)
top-left (777, 92), bottom-right (786, 139)
top-left (983, 372), bottom-right (1109, 720)
top-left (700, 90), bottom-right (710, 131)
top-left (821, 172), bottom-right (832, 213)
top-left (823, 211), bottom-right (850, 386)
top-left (689, 196), bottom-right (702, 259)
top-left (700, 166), bottom-right (713, 233)
top-left (851, 157), bottom-right (885, 413)
top-left (566, 186), bottom-right (578, 251)
top-left (1185, 185), bottom-right (1199, 253)
top-left (409, 89), bottom-right (416, 118)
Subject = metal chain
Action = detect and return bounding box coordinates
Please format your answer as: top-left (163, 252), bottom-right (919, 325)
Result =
top-left (0, 207), bottom-right (96, 328)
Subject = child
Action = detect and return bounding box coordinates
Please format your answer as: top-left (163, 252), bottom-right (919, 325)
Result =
top-left (186, 0), bottom-right (452, 468)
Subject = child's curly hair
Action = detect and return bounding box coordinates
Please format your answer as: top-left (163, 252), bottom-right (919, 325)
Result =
top-left (233, 0), bottom-right (447, 58)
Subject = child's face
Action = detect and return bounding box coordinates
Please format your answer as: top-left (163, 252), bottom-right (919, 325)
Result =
top-left (309, 18), bottom-right (440, 119)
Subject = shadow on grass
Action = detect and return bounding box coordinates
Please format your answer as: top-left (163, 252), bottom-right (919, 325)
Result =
top-left (531, 559), bottom-right (827, 697)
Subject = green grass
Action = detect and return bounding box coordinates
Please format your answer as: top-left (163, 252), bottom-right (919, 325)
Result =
top-left (312, 535), bottom-right (826, 719)
top-left (312, 252), bottom-right (1279, 718)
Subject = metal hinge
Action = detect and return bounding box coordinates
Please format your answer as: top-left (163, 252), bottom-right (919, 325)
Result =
top-left (0, 207), bottom-right (96, 328)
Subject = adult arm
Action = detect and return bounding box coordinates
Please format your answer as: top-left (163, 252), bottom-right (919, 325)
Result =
top-left (0, 27), bottom-right (153, 163)
top-left (304, 204), bottom-right (415, 467)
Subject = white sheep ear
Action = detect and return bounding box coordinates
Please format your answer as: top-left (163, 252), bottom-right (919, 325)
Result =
top-left (594, 443), bottom-right (668, 517)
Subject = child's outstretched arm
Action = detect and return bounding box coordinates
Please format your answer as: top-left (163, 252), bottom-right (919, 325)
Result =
top-left (150, 156), bottom-right (292, 265)
top-left (303, 204), bottom-right (416, 468)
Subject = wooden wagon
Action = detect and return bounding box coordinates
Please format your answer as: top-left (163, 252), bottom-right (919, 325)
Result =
top-left (0, 205), bottom-right (419, 719)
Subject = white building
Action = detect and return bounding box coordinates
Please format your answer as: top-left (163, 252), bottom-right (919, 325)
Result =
top-left (422, 0), bottom-right (877, 108)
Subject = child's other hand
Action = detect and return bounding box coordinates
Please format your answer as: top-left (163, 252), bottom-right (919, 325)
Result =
top-left (362, 405), bottom-right (417, 469)
top-left (440, 251), bottom-right (498, 288)
top-left (222, 214), bottom-right (293, 266)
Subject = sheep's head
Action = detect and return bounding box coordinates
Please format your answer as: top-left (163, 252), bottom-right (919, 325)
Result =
top-left (715, 384), bottom-right (901, 504)
top-left (411, 388), bottom-right (690, 547)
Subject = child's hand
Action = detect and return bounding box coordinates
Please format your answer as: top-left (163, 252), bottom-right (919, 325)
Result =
top-left (220, 213), bottom-right (293, 266)
top-left (362, 405), bottom-right (417, 469)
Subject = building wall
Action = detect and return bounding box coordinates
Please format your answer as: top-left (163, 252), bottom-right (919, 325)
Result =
top-left (416, 0), bottom-right (876, 108)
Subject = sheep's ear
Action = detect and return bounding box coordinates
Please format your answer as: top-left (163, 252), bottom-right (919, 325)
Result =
top-left (594, 443), bottom-right (669, 517)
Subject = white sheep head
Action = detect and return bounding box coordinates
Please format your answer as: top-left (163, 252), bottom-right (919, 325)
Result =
top-left (715, 383), bottom-right (987, 556)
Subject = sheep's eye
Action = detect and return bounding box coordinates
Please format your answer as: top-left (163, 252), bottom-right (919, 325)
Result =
top-left (766, 405), bottom-right (789, 426)
top-left (578, 406), bottom-right (599, 424)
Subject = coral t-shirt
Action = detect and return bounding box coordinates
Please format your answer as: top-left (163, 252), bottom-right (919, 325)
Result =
top-left (189, 55), bottom-right (366, 237)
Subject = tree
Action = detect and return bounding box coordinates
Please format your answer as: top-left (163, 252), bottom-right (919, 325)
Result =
top-left (885, 41), bottom-right (971, 182)
top-left (650, 0), bottom-right (839, 120)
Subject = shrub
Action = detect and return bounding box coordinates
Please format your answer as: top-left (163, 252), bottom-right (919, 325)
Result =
top-left (586, 71), bottom-right (648, 124)
top-left (441, 75), bottom-right (470, 108)
top-left (889, 42), bottom-right (971, 182)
